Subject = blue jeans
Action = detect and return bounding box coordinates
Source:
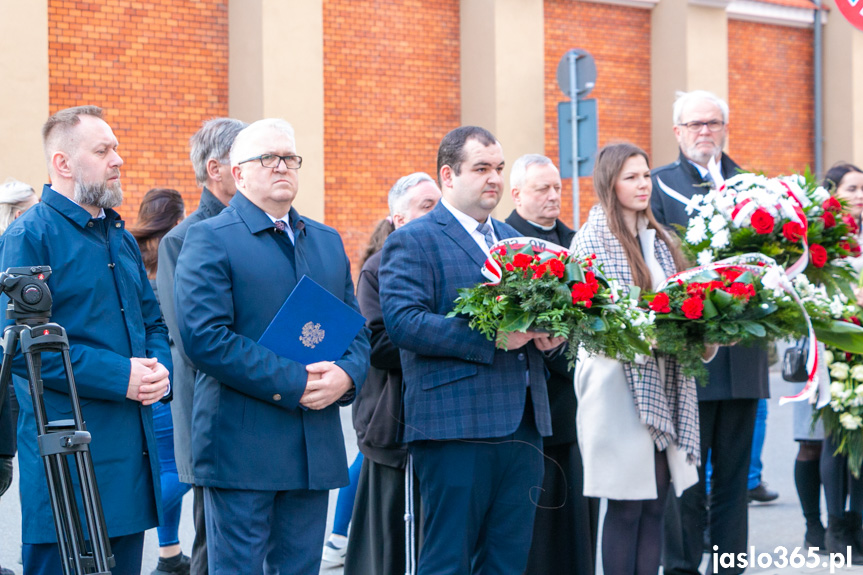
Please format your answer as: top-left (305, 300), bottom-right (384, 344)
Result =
top-left (748, 399), bottom-right (768, 490)
top-left (332, 452), bottom-right (363, 536)
top-left (153, 401), bottom-right (191, 547)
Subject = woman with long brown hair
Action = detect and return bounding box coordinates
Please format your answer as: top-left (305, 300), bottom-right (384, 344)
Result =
top-left (571, 143), bottom-right (707, 575)
top-left (130, 188), bottom-right (185, 280)
top-left (130, 187), bottom-right (189, 575)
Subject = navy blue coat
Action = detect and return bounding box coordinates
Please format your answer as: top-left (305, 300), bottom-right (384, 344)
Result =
top-left (0, 186), bottom-right (171, 543)
top-left (174, 191), bottom-right (370, 491)
top-left (378, 202), bottom-right (552, 442)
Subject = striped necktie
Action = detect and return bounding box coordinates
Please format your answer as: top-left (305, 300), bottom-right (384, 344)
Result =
top-left (476, 222), bottom-right (494, 249)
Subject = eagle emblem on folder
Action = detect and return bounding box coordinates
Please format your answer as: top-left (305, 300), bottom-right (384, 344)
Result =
top-left (299, 322), bottom-right (325, 348)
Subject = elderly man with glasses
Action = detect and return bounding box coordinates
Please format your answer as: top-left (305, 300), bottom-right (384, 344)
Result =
top-left (651, 90), bottom-right (771, 575)
top-left (173, 118), bottom-right (370, 575)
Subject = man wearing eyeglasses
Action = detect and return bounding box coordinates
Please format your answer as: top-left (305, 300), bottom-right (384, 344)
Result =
top-left (173, 118), bottom-right (370, 575)
top-left (651, 91), bottom-right (770, 575)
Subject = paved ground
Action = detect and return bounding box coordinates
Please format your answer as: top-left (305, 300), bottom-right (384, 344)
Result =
top-left (3, 362), bottom-right (863, 574)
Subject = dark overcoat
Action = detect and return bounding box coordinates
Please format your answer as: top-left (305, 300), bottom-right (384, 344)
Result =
top-left (174, 191), bottom-right (370, 490)
top-left (0, 186), bottom-right (171, 543)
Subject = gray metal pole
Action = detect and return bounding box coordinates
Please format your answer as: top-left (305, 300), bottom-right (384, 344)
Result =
top-left (813, 0), bottom-right (823, 177)
top-left (568, 52), bottom-right (580, 228)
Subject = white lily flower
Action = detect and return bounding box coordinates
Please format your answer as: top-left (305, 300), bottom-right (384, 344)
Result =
top-left (831, 382), bottom-right (845, 395)
top-left (824, 350), bottom-right (835, 365)
top-left (852, 366), bottom-right (863, 382)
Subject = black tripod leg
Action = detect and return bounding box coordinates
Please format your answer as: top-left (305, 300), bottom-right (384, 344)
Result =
top-left (42, 453), bottom-right (78, 575)
top-left (62, 347), bottom-right (113, 573)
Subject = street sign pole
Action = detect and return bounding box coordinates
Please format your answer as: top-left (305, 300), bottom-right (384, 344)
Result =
top-left (568, 51), bottom-right (580, 228)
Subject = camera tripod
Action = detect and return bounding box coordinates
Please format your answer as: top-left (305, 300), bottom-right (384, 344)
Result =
top-left (0, 266), bottom-right (114, 574)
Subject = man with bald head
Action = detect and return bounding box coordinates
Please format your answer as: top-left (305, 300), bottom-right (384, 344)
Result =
top-left (0, 105), bottom-right (172, 574)
top-left (174, 118), bottom-right (370, 574)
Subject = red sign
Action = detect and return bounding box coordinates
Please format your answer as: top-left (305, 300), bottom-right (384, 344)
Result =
top-left (836, 0), bottom-right (863, 32)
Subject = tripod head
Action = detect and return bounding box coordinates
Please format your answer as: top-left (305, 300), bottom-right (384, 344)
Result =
top-left (0, 266), bottom-right (53, 326)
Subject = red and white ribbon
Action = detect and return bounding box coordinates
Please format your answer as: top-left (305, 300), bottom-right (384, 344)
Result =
top-left (661, 253), bottom-right (822, 405)
top-left (480, 237), bottom-right (570, 286)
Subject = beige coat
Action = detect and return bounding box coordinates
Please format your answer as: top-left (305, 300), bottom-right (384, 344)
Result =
top-left (573, 225), bottom-right (699, 500)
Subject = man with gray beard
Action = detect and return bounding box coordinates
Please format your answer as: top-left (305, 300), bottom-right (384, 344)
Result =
top-left (0, 105), bottom-right (172, 575)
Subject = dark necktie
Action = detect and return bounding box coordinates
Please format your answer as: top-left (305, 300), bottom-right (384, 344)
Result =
top-left (476, 222), bottom-right (494, 249)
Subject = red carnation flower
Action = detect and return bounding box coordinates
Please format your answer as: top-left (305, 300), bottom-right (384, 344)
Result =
top-left (649, 292), bottom-right (671, 314)
top-left (750, 208), bottom-right (775, 235)
top-left (531, 263), bottom-right (548, 279)
top-left (823, 196), bottom-right (843, 213)
top-left (822, 212), bottom-right (836, 228)
top-left (718, 267), bottom-right (745, 282)
top-left (686, 282), bottom-right (706, 298)
top-left (782, 221), bottom-right (805, 243)
top-left (681, 296), bottom-right (704, 319)
top-left (843, 214), bottom-right (859, 235)
top-left (548, 258), bottom-right (565, 279)
top-left (512, 253), bottom-right (533, 269)
top-left (852, 240), bottom-right (862, 257)
top-left (571, 282), bottom-right (595, 305)
top-left (851, 316), bottom-right (862, 327)
top-left (726, 282), bottom-right (756, 301)
top-left (505, 263), bottom-right (514, 271)
top-left (809, 243), bottom-right (828, 268)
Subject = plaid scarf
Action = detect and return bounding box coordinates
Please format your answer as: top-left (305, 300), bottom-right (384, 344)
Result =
top-left (572, 206), bottom-right (700, 466)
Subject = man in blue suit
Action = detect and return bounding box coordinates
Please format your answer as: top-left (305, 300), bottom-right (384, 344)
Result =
top-left (174, 118), bottom-right (370, 575)
top-left (0, 105), bottom-right (172, 574)
top-left (379, 126), bottom-right (563, 574)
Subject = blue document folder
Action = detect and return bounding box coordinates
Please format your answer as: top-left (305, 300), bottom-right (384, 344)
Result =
top-left (258, 275), bottom-right (366, 365)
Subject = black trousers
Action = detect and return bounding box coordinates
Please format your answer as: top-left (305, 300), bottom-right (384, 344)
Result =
top-left (343, 457), bottom-right (421, 575)
top-left (524, 441), bottom-right (599, 575)
top-left (191, 483), bottom-right (209, 575)
top-left (663, 399), bottom-right (758, 575)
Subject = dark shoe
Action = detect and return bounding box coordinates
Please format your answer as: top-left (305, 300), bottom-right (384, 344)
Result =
top-left (151, 553), bottom-right (190, 575)
top-left (0, 564), bottom-right (13, 575)
top-left (847, 511), bottom-right (863, 554)
top-left (827, 516), bottom-right (863, 564)
top-left (748, 482), bottom-right (779, 503)
top-left (805, 520), bottom-right (827, 554)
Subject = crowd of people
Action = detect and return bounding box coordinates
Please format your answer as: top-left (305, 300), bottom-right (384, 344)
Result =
top-left (0, 89), bottom-right (862, 575)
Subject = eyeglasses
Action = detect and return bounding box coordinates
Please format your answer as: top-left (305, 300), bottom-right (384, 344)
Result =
top-left (238, 154), bottom-right (303, 170)
top-left (677, 120), bottom-right (725, 133)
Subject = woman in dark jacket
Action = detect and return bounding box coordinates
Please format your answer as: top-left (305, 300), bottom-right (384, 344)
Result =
top-left (343, 172), bottom-right (440, 575)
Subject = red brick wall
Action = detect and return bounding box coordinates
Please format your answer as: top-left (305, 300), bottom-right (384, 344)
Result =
top-left (544, 1), bottom-right (652, 229)
top-left (728, 20), bottom-right (814, 176)
top-left (48, 0), bottom-right (229, 223)
top-left (323, 0), bottom-right (460, 267)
